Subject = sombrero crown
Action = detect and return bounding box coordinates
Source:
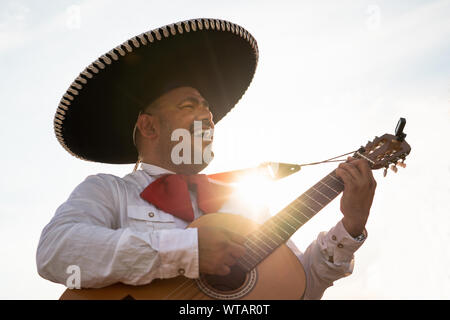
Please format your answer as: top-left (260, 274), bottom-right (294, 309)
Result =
top-left (54, 18), bottom-right (259, 164)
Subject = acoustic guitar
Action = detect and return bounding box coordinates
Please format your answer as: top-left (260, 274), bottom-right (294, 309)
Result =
top-left (60, 123), bottom-right (411, 300)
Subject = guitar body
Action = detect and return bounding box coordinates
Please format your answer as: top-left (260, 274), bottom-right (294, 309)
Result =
top-left (60, 213), bottom-right (306, 300)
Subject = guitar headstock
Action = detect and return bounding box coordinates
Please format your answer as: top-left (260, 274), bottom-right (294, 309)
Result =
top-left (354, 118), bottom-right (411, 176)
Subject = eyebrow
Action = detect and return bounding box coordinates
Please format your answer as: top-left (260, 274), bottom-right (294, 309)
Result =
top-left (177, 96), bottom-right (210, 109)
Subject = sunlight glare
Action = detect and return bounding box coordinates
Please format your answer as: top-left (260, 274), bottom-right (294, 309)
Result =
top-left (234, 171), bottom-right (273, 213)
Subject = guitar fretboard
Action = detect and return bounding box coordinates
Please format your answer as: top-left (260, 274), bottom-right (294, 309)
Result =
top-left (237, 169), bottom-right (344, 271)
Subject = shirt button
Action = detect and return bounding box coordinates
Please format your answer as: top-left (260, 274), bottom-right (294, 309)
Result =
top-left (148, 212), bottom-right (154, 218)
top-left (337, 243), bottom-right (344, 248)
top-left (331, 235), bottom-right (337, 241)
top-left (178, 268), bottom-right (185, 275)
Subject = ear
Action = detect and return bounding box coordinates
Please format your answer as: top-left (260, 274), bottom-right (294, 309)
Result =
top-left (136, 113), bottom-right (159, 140)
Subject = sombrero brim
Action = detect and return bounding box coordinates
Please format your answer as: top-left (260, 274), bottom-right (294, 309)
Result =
top-left (53, 18), bottom-right (258, 164)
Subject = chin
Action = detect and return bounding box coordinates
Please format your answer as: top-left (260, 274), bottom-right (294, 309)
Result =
top-left (173, 162), bottom-right (211, 175)
top-left (177, 147), bottom-right (214, 174)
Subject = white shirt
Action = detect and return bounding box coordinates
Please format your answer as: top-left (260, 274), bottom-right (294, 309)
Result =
top-left (36, 163), bottom-right (366, 299)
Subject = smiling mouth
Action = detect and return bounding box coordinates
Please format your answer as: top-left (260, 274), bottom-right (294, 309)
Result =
top-left (192, 127), bottom-right (214, 140)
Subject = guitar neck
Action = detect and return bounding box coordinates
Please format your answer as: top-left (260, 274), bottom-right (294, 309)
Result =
top-left (237, 169), bottom-right (344, 271)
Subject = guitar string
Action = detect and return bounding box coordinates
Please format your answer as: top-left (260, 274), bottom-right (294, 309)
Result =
top-left (295, 150), bottom-right (357, 167)
top-left (163, 278), bottom-right (198, 299)
top-left (201, 172), bottom-right (343, 272)
top-left (174, 283), bottom-right (198, 300)
top-left (165, 279), bottom-right (198, 299)
top-left (172, 281), bottom-right (199, 299)
top-left (168, 157), bottom-right (349, 298)
top-left (161, 172), bottom-right (344, 299)
top-left (171, 279), bottom-right (207, 300)
top-left (163, 276), bottom-right (222, 300)
top-left (187, 284), bottom-right (206, 300)
top-left (239, 172), bottom-right (343, 266)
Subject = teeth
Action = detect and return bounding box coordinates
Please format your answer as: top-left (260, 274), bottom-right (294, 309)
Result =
top-left (203, 129), bottom-right (213, 140)
top-left (193, 128), bottom-right (213, 139)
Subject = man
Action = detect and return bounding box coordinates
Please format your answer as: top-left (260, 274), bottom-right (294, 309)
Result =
top-left (37, 18), bottom-right (376, 299)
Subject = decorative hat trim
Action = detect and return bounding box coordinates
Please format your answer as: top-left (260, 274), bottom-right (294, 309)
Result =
top-left (54, 18), bottom-right (258, 162)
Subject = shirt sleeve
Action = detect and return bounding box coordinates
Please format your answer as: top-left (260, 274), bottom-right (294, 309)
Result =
top-left (287, 220), bottom-right (367, 300)
top-left (36, 174), bottom-right (199, 289)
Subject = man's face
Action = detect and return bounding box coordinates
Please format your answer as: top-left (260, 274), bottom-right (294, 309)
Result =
top-left (150, 86), bottom-right (215, 172)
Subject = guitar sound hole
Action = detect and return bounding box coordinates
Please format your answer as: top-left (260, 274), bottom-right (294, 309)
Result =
top-left (201, 265), bottom-right (247, 292)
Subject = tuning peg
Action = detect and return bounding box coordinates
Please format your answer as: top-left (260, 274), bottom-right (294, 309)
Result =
top-left (390, 164), bottom-right (398, 173)
top-left (397, 161), bottom-right (407, 168)
top-left (383, 167), bottom-right (388, 177)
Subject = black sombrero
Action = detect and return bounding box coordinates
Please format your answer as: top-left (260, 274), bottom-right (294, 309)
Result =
top-left (53, 18), bottom-right (259, 164)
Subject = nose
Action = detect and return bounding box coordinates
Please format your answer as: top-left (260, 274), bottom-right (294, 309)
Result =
top-left (197, 103), bottom-right (214, 128)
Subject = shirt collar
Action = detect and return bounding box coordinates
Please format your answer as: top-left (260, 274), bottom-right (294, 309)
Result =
top-left (140, 162), bottom-right (175, 177)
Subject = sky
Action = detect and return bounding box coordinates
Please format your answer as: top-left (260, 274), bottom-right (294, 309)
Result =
top-left (0, 0), bottom-right (449, 299)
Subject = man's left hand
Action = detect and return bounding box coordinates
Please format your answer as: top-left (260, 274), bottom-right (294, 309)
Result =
top-left (335, 157), bottom-right (377, 237)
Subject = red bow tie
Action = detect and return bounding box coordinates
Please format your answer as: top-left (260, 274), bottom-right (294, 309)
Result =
top-left (140, 174), bottom-right (234, 222)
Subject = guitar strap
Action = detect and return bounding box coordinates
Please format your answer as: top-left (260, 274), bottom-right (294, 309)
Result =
top-left (207, 162), bottom-right (301, 183)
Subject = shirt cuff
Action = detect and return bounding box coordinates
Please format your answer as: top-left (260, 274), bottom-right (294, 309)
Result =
top-left (318, 220), bottom-right (367, 265)
top-left (155, 228), bottom-right (199, 279)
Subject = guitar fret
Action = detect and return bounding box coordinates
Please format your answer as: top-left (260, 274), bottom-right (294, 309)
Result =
top-left (266, 220), bottom-right (290, 239)
top-left (246, 237), bottom-right (269, 258)
top-left (303, 192), bottom-right (324, 208)
top-left (272, 215), bottom-right (296, 234)
top-left (280, 211), bottom-right (302, 229)
top-left (319, 180), bottom-right (339, 195)
top-left (239, 259), bottom-right (256, 272)
top-left (240, 258), bottom-right (257, 271)
top-left (328, 173), bottom-right (344, 186)
top-left (288, 204), bottom-right (312, 222)
top-left (263, 223), bottom-right (285, 242)
top-left (238, 254), bottom-right (255, 270)
top-left (244, 247), bottom-right (264, 263)
top-left (284, 210), bottom-right (305, 225)
top-left (241, 169), bottom-right (346, 269)
top-left (268, 215), bottom-right (291, 235)
top-left (240, 252), bottom-right (255, 265)
top-left (237, 260), bottom-right (251, 272)
top-left (253, 231), bottom-right (277, 251)
top-left (258, 231), bottom-right (280, 248)
top-left (325, 172), bottom-right (345, 192)
top-left (293, 198), bottom-right (316, 216)
top-left (275, 214), bottom-right (297, 232)
top-left (238, 247), bottom-right (258, 268)
top-left (249, 239), bottom-right (272, 256)
top-left (316, 182), bottom-right (338, 198)
top-left (310, 186), bottom-right (332, 201)
top-left (299, 195), bottom-right (322, 212)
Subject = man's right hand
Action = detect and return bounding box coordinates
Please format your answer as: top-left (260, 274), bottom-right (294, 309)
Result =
top-left (196, 226), bottom-right (247, 276)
